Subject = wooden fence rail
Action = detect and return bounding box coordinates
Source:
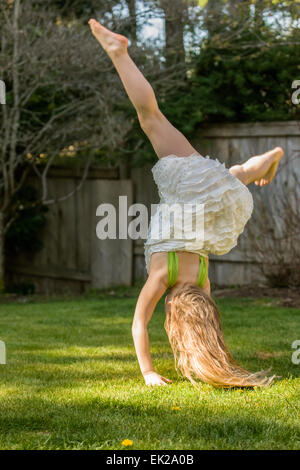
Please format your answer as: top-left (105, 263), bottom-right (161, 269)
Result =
top-left (8, 121), bottom-right (300, 292)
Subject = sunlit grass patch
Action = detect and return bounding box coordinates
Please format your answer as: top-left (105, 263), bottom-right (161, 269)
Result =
top-left (0, 290), bottom-right (299, 449)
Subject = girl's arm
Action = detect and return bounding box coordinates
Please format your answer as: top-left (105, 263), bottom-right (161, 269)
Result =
top-left (132, 263), bottom-right (170, 385)
top-left (203, 276), bottom-right (211, 296)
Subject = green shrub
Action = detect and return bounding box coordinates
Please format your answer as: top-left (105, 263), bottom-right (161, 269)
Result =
top-left (188, 42), bottom-right (300, 124)
top-left (5, 185), bottom-right (48, 257)
top-left (5, 281), bottom-right (35, 295)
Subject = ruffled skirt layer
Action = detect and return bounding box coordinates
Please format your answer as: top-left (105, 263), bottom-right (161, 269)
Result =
top-left (144, 154), bottom-right (253, 273)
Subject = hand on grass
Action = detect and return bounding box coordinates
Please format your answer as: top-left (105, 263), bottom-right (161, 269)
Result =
top-left (143, 371), bottom-right (172, 386)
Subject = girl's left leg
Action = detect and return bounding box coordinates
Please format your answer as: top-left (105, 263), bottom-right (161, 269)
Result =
top-left (88, 19), bottom-right (198, 159)
top-left (229, 147), bottom-right (284, 186)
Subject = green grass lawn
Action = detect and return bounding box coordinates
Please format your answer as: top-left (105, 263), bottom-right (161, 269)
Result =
top-left (0, 285), bottom-right (299, 450)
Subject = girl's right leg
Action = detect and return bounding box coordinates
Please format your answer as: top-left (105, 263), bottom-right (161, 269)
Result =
top-left (229, 147), bottom-right (284, 186)
top-left (88, 19), bottom-right (198, 159)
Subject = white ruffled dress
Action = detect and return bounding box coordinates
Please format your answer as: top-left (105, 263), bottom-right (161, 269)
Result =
top-left (144, 153), bottom-right (253, 273)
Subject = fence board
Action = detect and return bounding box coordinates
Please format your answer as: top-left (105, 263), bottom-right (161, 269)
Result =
top-left (132, 121), bottom-right (300, 286)
top-left (90, 179), bottom-right (133, 288)
top-left (8, 121), bottom-right (300, 291)
top-left (8, 175), bottom-right (133, 293)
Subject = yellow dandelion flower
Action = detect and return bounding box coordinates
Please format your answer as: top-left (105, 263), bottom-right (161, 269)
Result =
top-left (172, 406), bottom-right (181, 411)
top-left (122, 439), bottom-right (133, 447)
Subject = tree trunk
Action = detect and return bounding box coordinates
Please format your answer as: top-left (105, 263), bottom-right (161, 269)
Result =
top-left (228, 0), bottom-right (250, 21)
top-left (254, 0), bottom-right (265, 27)
top-left (204, 0), bottom-right (220, 38)
top-left (125, 0), bottom-right (137, 42)
top-left (0, 212), bottom-right (5, 292)
top-left (160, 0), bottom-right (187, 70)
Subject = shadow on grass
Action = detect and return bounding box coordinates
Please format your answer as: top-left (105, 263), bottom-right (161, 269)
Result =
top-left (0, 393), bottom-right (299, 450)
top-left (1, 355), bottom-right (298, 393)
top-left (0, 295), bottom-right (298, 392)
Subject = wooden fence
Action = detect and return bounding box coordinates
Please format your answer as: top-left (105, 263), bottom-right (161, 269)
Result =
top-left (8, 121), bottom-right (300, 292)
top-left (132, 121), bottom-right (300, 285)
top-left (8, 166), bottom-right (133, 294)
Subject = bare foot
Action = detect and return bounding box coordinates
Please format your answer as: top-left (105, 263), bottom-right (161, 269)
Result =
top-left (88, 18), bottom-right (128, 57)
top-left (254, 146), bottom-right (284, 186)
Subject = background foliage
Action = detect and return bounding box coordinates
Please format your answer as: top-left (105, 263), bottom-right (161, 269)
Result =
top-left (1, 0), bottom-right (300, 290)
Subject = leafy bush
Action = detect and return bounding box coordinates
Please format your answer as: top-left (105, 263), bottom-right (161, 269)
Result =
top-left (188, 42), bottom-right (300, 124)
top-left (5, 185), bottom-right (48, 256)
top-left (5, 282), bottom-right (35, 295)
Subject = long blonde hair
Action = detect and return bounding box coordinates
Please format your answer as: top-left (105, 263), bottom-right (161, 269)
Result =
top-left (164, 284), bottom-right (275, 388)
